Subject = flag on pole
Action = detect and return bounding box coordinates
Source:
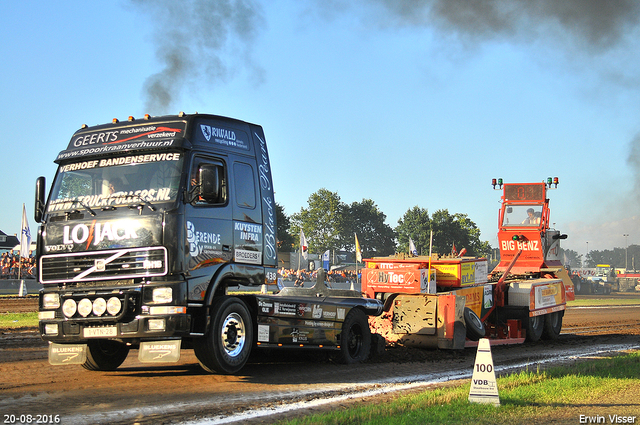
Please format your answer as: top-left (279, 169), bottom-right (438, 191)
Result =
top-left (409, 238), bottom-right (418, 257)
top-left (355, 234), bottom-right (362, 263)
top-left (20, 204), bottom-right (31, 259)
top-left (300, 230), bottom-right (308, 260)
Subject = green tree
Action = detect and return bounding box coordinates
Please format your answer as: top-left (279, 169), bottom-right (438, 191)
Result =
top-left (560, 248), bottom-right (582, 268)
top-left (290, 189), bottom-right (345, 254)
top-left (276, 202), bottom-right (295, 252)
top-left (342, 199), bottom-right (396, 259)
top-left (396, 206), bottom-right (432, 255)
top-left (396, 207), bottom-right (491, 257)
top-left (431, 209), bottom-right (490, 257)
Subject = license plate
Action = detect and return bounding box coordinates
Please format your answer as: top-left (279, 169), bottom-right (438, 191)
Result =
top-left (83, 326), bottom-right (118, 338)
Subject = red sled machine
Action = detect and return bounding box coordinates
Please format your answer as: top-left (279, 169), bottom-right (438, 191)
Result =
top-left (363, 178), bottom-right (574, 349)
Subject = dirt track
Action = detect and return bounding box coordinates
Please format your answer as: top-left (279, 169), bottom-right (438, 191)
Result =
top-left (1, 295), bottom-right (640, 424)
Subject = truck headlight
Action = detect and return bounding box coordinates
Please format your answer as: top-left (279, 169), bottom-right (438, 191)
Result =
top-left (62, 299), bottom-right (77, 318)
top-left (77, 298), bottom-right (93, 317)
top-left (106, 297), bottom-right (122, 316)
top-left (43, 293), bottom-right (60, 309)
top-left (44, 323), bottom-right (59, 335)
top-left (92, 297), bottom-right (107, 316)
top-left (153, 287), bottom-right (172, 303)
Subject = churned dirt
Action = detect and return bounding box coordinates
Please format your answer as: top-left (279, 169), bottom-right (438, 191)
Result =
top-left (1, 294), bottom-right (640, 424)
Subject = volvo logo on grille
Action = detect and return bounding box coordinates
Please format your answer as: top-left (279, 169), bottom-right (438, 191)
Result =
top-left (95, 259), bottom-right (106, 272)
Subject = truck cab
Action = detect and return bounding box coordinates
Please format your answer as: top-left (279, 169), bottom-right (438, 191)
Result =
top-left (36, 113), bottom-right (278, 372)
top-left (492, 180), bottom-right (566, 276)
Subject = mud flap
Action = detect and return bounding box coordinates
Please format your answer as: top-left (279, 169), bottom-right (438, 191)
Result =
top-left (48, 342), bottom-right (87, 365)
top-left (436, 293), bottom-right (466, 350)
top-left (138, 340), bottom-right (181, 363)
top-left (392, 293), bottom-right (466, 350)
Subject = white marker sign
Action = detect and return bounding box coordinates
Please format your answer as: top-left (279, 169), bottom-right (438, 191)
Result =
top-left (468, 338), bottom-right (500, 406)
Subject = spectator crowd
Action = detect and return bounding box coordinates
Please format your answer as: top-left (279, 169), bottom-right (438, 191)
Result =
top-left (1, 251), bottom-right (36, 279)
top-left (279, 267), bottom-right (359, 286)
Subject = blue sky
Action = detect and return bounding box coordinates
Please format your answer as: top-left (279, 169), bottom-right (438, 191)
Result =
top-left (2, 1), bottom-right (640, 258)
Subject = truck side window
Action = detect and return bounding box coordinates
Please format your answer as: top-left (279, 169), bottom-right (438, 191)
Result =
top-left (190, 158), bottom-right (226, 205)
top-left (233, 162), bottom-right (256, 209)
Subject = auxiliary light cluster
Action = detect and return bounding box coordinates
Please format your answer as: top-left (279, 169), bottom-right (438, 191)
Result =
top-left (62, 297), bottom-right (122, 318)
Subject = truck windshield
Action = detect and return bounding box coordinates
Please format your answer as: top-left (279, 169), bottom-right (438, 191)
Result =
top-left (47, 152), bottom-right (183, 213)
top-left (502, 205), bottom-right (542, 227)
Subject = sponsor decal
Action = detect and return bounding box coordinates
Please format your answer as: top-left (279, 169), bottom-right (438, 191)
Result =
top-left (298, 303), bottom-right (311, 317)
top-left (58, 140), bottom-right (176, 160)
top-left (533, 282), bottom-right (563, 309)
top-left (312, 304), bottom-right (323, 319)
top-left (500, 240), bottom-right (540, 251)
top-left (62, 220), bottom-right (140, 249)
top-left (235, 249), bottom-right (261, 264)
top-left (258, 300), bottom-right (273, 314)
top-left (58, 123), bottom-right (184, 160)
top-left (200, 124), bottom-right (249, 150)
top-left (72, 126), bottom-right (182, 148)
top-left (274, 302), bottom-right (297, 316)
top-left (187, 221), bottom-right (221, 257)
top-left (48, 188), bottom-right (174, 212)
top-left (483, 285), bottom-right (494, 309)
top-left (322, 310), bottom-right (337, 320)
top-left (258, 324), bottom-right (270, 342)
top-left (303, 320), bottom-right (335, 328)
top-left (290, 328), bottom-right (309, 343)
top-left (255, 131), bottom-right (277, 263)
top-left (234, 221), bottom-right (262, 242)
top-left (58, 153), bottom-right (180, 173)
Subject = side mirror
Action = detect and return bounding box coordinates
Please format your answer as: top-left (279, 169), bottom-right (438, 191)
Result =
top-left (199, 164), bottom-right (222, 203)
top-left (35, 176), bottom-right (46, 223)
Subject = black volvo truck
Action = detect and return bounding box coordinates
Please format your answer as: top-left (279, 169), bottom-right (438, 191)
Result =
top-left (36, 112), bottom-right (382, 374)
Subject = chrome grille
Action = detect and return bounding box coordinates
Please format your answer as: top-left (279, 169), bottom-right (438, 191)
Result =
top-left (40, 247), bottom-right (167, 284)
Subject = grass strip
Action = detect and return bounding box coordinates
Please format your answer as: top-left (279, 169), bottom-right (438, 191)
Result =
top-left (0, 312), bottom-right (38, 328)
top-left (568, 297), bottom-right (640, 307)
top-left (278, 351), bottom-right (640, 425)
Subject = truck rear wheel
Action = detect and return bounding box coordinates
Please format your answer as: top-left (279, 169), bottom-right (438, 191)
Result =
top-left (82, 339), bottom-right (130, 371)
top-left (463, 307), bottom-right (485, 341)
top-left (542, 311), bottom-right (563, 340)
top-left (525, 315), bottom-right (544, 342)
top-left (336, 308), bottom-right (371, 364)
top-left (194, 296), bottom-right (253, 374)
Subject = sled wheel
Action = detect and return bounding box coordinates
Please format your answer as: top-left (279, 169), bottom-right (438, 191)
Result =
top-left (463, 307), bottom-right (485, 341)
top-left (542, 311), bottom-right (563, 340)
top-left (336, 308), bottom-right (371, 364)
top-left (526, 314), bottom-right (544, 342)
top-left (194, 296), bottom-right (253, 374)
top-left (82, 339), bottom-right (130, 371)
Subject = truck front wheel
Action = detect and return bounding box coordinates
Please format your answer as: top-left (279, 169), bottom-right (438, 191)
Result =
top-left (194, 296), bottom-right (253, 374)
top-left (335, 308), bottom-right (371, 364)
top-left (82, 339), bottom-right (130, 371)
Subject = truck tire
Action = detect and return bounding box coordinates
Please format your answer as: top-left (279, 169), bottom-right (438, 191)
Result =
top-left (542, 311), bottom-right (563, 340)
top-left (336, 308), bottom-right (371, 364)
top-left (525, 315), bottom-right (544, 342)
top-left (463, 307), bottom-right (485, 341)
top-left (194, 296), bottom-right (253, 374)
top-left (82, 339), bottom-right (130, 371)
top-left (573, 278), bottom-right (582, 294)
